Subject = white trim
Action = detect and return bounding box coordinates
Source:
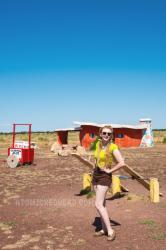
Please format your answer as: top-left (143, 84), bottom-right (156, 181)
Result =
top-left (73, 121), bottom-right (147, 130)
top-left (139, 118), bottom-right (152, 122)
top-left (55, 127), bottom-right (80, 132)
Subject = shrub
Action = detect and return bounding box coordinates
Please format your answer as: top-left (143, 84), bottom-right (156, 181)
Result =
top-left (163, 137), bottom-right (166, 143)
top-left (38, 136), bottom-right (48, 142)
top-left (0, 137), bottom-right (5, 142)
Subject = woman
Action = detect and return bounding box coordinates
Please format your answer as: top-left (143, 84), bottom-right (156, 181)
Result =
top-left (92, 125), bottom-right (125, 241)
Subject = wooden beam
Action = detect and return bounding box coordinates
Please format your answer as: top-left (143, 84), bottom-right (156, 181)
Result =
top-left (124, 164), bottom-right (163, 197)
top-left (71, 154), bottom-right (163, 196)
top-left (72, 153), bottom-right (129, 192)
top-left (71, 153), bottom-right (94, 169)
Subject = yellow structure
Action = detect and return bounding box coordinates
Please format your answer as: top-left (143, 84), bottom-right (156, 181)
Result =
top-left (150, 178), bottom-right (160, 203)
top-left (83, 173), bottom-right (92, 190)
top-left (112, 175), bottom-right (121, 195)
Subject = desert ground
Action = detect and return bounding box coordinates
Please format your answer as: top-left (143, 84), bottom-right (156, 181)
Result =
top-left (0, 132), bottom-right (166, 250)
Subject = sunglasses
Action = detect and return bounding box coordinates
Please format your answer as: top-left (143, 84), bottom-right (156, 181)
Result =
top-left (102, 132), bottom-right (112, 136)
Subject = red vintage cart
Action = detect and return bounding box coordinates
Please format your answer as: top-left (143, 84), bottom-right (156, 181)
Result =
top-left (7, 124), bottom-right (34, 168)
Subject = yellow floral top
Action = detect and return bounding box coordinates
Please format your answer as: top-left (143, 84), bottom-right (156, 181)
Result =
top-left (94, 140), bottom-right (118, 169)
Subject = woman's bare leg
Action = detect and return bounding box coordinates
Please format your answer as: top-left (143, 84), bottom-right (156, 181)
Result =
top-left (94, 185), bottom-right (107, 232)
top-left (94, 185), bottom-right (114, 235)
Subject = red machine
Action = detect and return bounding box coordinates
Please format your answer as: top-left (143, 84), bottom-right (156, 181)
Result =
top-left (7, 124), bottom-right (34, 168)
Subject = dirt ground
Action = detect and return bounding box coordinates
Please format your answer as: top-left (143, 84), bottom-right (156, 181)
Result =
top-left (0, 144), bottom-right (166, 250)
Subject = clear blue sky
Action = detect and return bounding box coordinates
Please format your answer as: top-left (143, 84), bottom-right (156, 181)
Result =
top-left (0, 0), bottom-right (166, 131)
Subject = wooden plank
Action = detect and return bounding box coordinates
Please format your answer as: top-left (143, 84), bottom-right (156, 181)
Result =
top-left (71, 153), bottom-right (94, 169)
top-left (124, 164), bottom-right (149, 188)
top-left (124, 164), bottom-right (163, 196)
top-left (72, 153), bottom-right (129, 192)
top-left (71, 154), bottom-right (163, 196)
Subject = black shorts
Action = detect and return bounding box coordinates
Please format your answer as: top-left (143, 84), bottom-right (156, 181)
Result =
top-left (92, 167), bottom-right (112, 187)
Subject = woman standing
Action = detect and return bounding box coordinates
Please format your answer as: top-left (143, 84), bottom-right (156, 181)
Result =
top-left (92, 125), bottom-right (125, 241)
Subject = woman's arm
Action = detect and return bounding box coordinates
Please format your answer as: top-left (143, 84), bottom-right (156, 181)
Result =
top-left (102, 149), bottom-right (125, 174)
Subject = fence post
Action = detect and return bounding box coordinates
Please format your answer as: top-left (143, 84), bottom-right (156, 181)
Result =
top-left (112, 175), bottom-right (121, 195)
top-left (150, 178), bottom-right (159, 203)
top-left (83, 173), bottom-right (92, 190)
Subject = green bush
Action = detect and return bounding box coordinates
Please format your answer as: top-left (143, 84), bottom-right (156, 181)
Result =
top-left (163, 137), bottom-right (166, 143)
top-left (38, 136), bottom-right (48, 142)
top-left (0, 137), bottom-right (5, 142)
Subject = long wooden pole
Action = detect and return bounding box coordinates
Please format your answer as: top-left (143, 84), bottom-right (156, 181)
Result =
top-left (71, 153), bottom-right (163, 196)
top-left (124, 164), bottom-right (163, 196)
top-left (71, 153), bottom-right (129, 192)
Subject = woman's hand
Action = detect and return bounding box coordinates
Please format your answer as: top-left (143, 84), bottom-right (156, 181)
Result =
top-left (101, 168), bottom-right (112, 174)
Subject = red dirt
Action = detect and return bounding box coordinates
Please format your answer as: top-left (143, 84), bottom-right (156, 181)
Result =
top-left (0, 144), bottom-right (166, 250)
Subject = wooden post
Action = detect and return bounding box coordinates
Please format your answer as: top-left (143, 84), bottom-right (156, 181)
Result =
top-left (124, 164), bottom-right (163, 196)
top-left (112, 175), bottom-right (121, 195)
top-left (83, 173), bottom-right (92, 190)
top-left (150, 178), bottom-right (160, 203)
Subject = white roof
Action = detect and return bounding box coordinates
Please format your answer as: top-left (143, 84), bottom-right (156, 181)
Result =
top-left (139, 118), bottom-right (152, 122)
top-left (73, 121), bottom-right (147, 130)
top-left (55, 127), bottom-right (80, 132)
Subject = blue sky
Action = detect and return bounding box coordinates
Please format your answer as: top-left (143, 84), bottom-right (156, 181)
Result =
top-left (0, 0), bottom-right (166, 131)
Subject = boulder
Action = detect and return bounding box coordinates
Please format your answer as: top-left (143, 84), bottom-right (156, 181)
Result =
top-left (50, 142), bottom-right (62, 152)
top-left (76, 146), bottom-right (86, 156)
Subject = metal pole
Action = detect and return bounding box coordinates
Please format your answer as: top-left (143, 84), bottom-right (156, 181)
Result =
top-left (12, 124), bottom-right (16, 147)
top-left (28, 124), bottom-right (31, 162)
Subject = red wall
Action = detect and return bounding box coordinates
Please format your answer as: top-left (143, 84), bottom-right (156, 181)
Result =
top-left (80, 126), bottom-right (99, 149)
top-left (114, 128), bottom-right (142, 147)
top-left (80, 126), bottom-right (143, 148)
top-left (57, 131), bottom-right (68, 145)
top-left (56, 126), bottom-right (143, 148)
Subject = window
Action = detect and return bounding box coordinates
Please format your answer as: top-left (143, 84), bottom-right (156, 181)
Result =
top-left (90, 133), bottom-right (95, 138)
top-left (117, 134), bottom-right (124, 138)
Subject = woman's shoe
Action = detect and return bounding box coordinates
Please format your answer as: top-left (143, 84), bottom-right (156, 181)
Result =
top-left (93, 230), bottom-right (105, 237)
top-left (107, 230), bottom-right (116, 241)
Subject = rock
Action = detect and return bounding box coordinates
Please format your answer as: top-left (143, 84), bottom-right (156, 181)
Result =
top-left (57, 150), bottom-right (71, 157)
top-left (76, 146), bottom-right (86, 156)
top-left (50, 142), bottom-right (62, 152)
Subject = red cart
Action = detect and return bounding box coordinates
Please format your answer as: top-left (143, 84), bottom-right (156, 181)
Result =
top-left (7, 124), bottom-right (34, 168)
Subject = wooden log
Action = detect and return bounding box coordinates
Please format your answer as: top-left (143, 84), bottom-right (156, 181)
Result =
top-left (71, 154), bottom-right (163, 196)
top-left (71, 153), bottom-right (94, 168)
top-left (71, 153), bottom-right (129, 192)
top-left (124, 164), bottom-right (163, 197)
